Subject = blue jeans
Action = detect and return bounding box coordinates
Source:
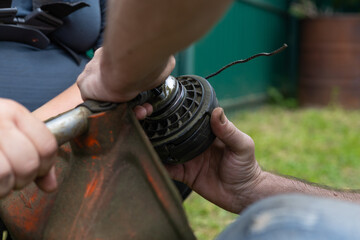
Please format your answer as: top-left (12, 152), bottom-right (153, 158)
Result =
top-left (217, 194), bottom-right (360, 240)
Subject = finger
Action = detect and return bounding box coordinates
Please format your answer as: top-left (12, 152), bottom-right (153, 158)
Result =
top-left (35, 166), bottom-right (58, 193)
top-left (15, 109), bottom-right (57, 177)
top-left (142, 103), bottom-right (153, 116)
top-left (210, 108), bottom-right (254, 154)
top-left (133, 103), bottom-right (153, 120)
top-left (0, 151), bottom-right (15, 197)
top-left (133, 105), bottom-right (147, 120)
top-left (0, 126), bottom-right (40, 189)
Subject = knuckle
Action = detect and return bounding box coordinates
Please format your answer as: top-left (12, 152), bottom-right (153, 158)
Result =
top-left (38, 135), bottom-right (57, 160)
top-left (169, 56), bottom-right (176, 68)
top-left (0, 99), bottom-right (26, 116)
top-left (18, 156), bottom-right (40, 179)
top-left (77, 71), bottom-right (85, 82)
top-left (243, 135), bottom-right (255, 150)
top-left (0, 98), bottom-right (16, 107)
top-left (82, 58), bottom-right (97, 75)
top-left (14, 156), bottom-right (39, 189)
top-left (94, 47), bottom-right (103, 56)
top-left (0, 167), bottom-right (15, 196)
top-left (83, 63), bottom-right (93, 74)
top-left (0, 169), bottom-right (14, 186)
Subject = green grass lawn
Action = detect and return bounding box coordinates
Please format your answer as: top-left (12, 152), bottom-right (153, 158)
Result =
top-left (184, 105), bottom-right (360, 240)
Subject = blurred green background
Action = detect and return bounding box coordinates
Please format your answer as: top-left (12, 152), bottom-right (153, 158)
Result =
top-left (173, 0), bottom-right (297, 109)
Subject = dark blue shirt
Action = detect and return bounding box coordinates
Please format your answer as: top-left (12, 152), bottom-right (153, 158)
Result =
top-left (0, 0), bottom-right (106, 111)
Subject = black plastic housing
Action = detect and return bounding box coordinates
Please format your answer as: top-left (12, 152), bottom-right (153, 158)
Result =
top-left (141, 75), bottom-right (218, 164)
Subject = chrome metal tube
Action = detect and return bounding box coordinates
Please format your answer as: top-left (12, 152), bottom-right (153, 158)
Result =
top-left (45, 107), bottom-right (92, 146)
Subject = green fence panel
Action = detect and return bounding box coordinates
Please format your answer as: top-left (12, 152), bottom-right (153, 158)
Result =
top-left (175, 0), bottom-right (297, 109)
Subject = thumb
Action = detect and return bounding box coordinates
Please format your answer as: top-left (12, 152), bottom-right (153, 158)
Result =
top-left (210, 108), bottom-right (254, 154)
top-left (35, 166), bottom-right (58, 193)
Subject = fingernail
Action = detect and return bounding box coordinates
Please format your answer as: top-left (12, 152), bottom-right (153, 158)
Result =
top-left (220, 109), bottom-right (227, 124)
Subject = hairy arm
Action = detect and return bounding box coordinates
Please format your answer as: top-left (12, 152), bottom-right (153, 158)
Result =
top-left (78, 0), bottom-right (233, 102)
top-left (244, 172), bottom-right (360, 208)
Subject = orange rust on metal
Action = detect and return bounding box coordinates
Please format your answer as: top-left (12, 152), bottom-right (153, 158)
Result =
top-left (89, 111), bottom-right (106, 118)
top-left (0, 103), bottom-right (195, 240)
top-left (84, 136), bottom-right (101, 148)
top-left (19, 192), bottom-right (33, 209)
top-left (0, 146), bottom-right (71, 240)
top-left (61, 144), bottom-right (72, 153)
top-left (143, 166), bottom-right (169, 210)
top-left (84, 172), bottom-right (102, 198)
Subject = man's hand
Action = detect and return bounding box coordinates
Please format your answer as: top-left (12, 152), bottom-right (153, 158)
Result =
top-left (77, 47), bottom-right (175, 103)
top-left (166, 108), bottom-right (263, 213)
top-left (167, 108), bottom-right (360, 212)
top-left (0, 99), bottom-right (58, 198)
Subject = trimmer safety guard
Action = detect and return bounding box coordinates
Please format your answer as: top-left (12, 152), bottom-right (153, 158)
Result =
top-left (0, 104), bottom-right (195, 240)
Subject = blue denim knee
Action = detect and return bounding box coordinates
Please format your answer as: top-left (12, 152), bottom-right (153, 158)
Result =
top-left (217, 194), bottom-right (360, 240)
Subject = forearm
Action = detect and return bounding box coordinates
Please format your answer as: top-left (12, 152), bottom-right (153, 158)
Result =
top-left (101, 0), bottom-right (233, 98)
top-left (32, 84), bottom-right (82, 121)
top-left (239, 171), bottom-right (360, 211)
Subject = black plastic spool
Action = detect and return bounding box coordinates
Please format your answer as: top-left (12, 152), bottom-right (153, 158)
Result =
top-left (141, 75), bottom-right (218, 164)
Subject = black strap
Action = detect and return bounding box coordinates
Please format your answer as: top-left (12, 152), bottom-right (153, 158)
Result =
top-left (41, 1), bottom-right (89, 19)
top-left (0, 1), bottom-right (89, 65)
top-left (0, 8), bottom-right (17, 23)
top-left (52, 37), bottom-right (82, 65)
top-left (0, 0), bottom-right (12, 8)
top-left (0, 24), bottom-right (50, 49)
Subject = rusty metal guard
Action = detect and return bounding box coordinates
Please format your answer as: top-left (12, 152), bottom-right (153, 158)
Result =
top-left (0, 104), bottom-right (196, 240)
